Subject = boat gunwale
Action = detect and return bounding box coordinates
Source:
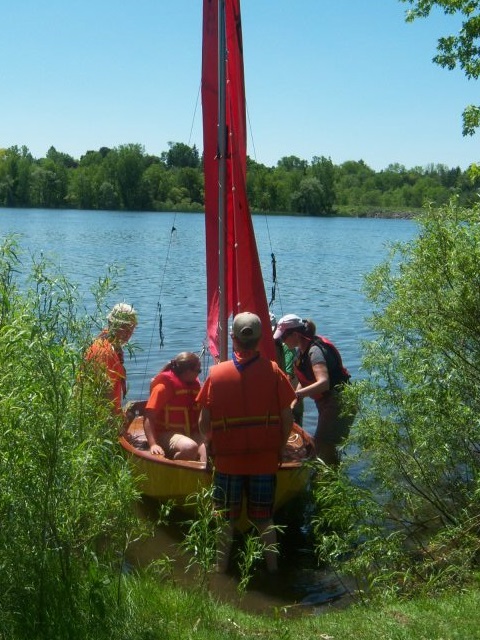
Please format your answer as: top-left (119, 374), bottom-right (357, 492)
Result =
top-left (119, 418), bottom-right (314, 472)
top-left (119, 432), bottom-right (208, 471)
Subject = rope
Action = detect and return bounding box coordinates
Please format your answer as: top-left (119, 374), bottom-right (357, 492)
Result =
top-left (157, 301), bottom-right (164, 348)
top-left (246, 100), bottom-right (284, 317)
top-left (139, 218), bottom-right (177, 397)
top-left (269, 252), bottom-right (277, 308)
top-left (188, 82), bottom-right (201, 147)
top-left (137, 81), bottom-right (204, 397)
top-left (187, 81), bottom-right (214, 363)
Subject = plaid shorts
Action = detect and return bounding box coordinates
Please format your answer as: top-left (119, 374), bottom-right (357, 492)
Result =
top-left (213, 472), bottom-right (276, 522)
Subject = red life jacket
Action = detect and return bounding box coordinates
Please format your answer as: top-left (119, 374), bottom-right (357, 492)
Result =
top-left (295, 335), bottom-right (351, 398)
top-left (207, 359), bottom-right (284, 474)
top-left (149, 370), bottom-right (200, 437)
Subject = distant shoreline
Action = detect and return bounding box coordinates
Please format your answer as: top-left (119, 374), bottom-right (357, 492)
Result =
top-left (253, 207), bottom-right (420, 220)
top-left (348, 210), bottom-right (418, 219)
top-left (0, 205), bottom-right (420, 220)
top-left (334, 206), bottom-right (420, 219)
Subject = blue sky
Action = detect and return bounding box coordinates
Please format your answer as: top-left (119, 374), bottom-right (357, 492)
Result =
top-left (1, 0), bottom-right (478, 171)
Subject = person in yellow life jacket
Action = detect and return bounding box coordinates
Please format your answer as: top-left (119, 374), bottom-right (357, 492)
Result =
top-left (197, 312), bottom-right (295, 574)
top-left (143, 352), bottom-right (206, 463)
top-left (85, 303), bottom-right (137, 414)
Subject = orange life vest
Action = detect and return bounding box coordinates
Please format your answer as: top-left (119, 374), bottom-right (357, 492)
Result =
top-left (149, 370), bottom-right (200, 437)
top-left (85, 331), bottom-right (125, 413)
top-left (207, 359), bottom-right (284, 474)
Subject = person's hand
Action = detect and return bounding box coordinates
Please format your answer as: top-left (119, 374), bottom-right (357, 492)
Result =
top-left (150, 444), bottom-right (165, 456)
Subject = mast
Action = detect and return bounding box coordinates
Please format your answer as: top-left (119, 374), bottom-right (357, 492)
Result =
top-left (217, 0), bottom-right (228, 361)
top-left (202, 0), bottom-right (276, 363)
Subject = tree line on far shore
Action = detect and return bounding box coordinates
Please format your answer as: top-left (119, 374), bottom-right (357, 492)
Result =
top-left (0, 142), bottom-right (478, 215)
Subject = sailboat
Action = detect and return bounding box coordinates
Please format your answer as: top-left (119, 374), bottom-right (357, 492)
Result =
top-left (119, 0), bottom-right (314, 526)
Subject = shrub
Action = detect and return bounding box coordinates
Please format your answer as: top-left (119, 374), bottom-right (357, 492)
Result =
top-left (313, 200), bottom-right (480, 598)
top-left (0, 238), bottom-right (145, 639)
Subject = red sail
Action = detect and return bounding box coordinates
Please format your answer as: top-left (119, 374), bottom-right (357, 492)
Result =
top-left (202, 0), bottom-right (275, 361)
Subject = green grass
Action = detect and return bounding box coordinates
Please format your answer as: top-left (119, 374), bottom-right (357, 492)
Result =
top-left (123, 573), bottom-right (480, 640)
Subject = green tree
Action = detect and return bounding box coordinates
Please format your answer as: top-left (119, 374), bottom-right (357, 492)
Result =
top-left (0, 139), bottom-right (475, 212)
top-left (79, 148), bottom-right (112, 167)
top-left (401, 0), bottom-right (480, 134)
top-left (291, 177), bottom-right (327, 215)
top-left (276, 155), bottom-right (307, 172)
top-left (15, 147), bottom-right (34, 206)
top-left (30, 159), bottom-right (68, 208)
top-left (166, 185), bottom-right (190, 207)
top-left (98, 181), bottom-right (120, 210)
top-left (246, 159), bottom-right (292, 212)
top-left (74, 148), bottom-right (116, 209)
top-left (0, 146), bottom-right (34, 207)
top-left (335, 159), bottom-right (376, 207)
top-left (67, 167), bottom-right (96, 209)
top-left (309, 155), bottom-right (336, 213)
top-left (376, 164), bottom-right (409, 193)
top-left (274, 159), bottom-right (305, 210)
top-left (163, 142), bottom-right (200, 168)
top-left (142, 162), bottom-right (173, 209)
top-left (113, 144), bottom-right (148, 210)
top-left (313, 199), bottom-right (480, 597)
top-left (175, 166), bottom-right (203, 206)
top-left (458, 163), bottom-right (480, 205)
top-left (46, 145), bottom-right (78, 169)
top-left (0, 238), bottom-right (145, 639)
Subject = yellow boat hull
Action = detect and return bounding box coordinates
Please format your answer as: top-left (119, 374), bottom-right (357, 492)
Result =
top-left (120, 416), bottom-right (313, 530)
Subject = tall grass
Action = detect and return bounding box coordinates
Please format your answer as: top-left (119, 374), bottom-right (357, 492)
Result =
top-left (0, 237), bottom-right (146, 639)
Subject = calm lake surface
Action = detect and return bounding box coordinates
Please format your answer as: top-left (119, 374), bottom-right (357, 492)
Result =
top-left (0, 208), bottom-right (417, 435)
top-left (1, 208), bottom-right (417, 610)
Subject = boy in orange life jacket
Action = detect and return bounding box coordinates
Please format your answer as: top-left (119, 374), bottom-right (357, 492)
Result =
top-left (197, 312), bottom-right (295, 573)
top-left (85, 303), bottom-right (137, 414)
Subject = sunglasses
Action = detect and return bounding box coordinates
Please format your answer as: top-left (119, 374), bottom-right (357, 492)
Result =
top-left (189, 366), bottom-right (202, 374)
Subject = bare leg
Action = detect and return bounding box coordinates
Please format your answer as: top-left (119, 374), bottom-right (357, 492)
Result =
top-left (216, 520), bottom-right (235, 573)
top-left (197, 442), bottom-right (207, 464)
top-left (255, 518), bottom-right (278, 573)
top-left (314, 440), bottom-right (340, 467)
top-left (171, 435), bottom-right (201, 461)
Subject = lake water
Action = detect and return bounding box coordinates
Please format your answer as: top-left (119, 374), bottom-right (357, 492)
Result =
top-left (0, 208), bottom-right (417, 436)
top-left (0, 208), bottom-right (417, 610)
